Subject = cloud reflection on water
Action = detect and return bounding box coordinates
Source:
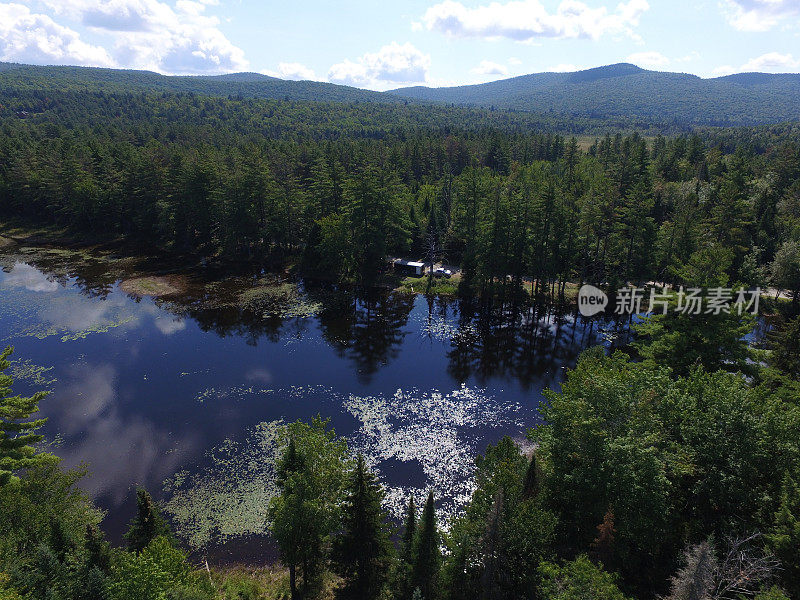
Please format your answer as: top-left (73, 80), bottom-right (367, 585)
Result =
top-left (3, 262), bottom-right (59, 293)
top-left (49, 361), bottom-right (198, 505)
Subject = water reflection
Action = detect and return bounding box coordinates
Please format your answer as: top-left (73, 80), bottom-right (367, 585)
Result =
top-left (313, 286), bottom-right (416, 384)
top-left (3, 262), bottom-right (60, 292)
top-left (49, 362), bottom-right (199, 504)
top-left (0, 247), bottom-right (617, 551)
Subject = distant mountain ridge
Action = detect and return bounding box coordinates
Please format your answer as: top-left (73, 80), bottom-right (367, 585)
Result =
top-left (1, 61), bottom-right (799, 126)
top-left (388, 63), bottom-right (800, 126)
top-left (0, 62), bottom-right (389, 104)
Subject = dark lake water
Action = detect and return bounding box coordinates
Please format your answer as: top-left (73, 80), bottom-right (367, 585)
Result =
top-left (0, 244), bottom-right (618, 561)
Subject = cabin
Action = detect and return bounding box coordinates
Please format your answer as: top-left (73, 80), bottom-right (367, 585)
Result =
top-left (393, 259), bottom-right (426, 276)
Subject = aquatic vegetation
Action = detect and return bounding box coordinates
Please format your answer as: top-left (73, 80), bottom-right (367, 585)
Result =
top-left (8, 359), bottom-right (57, 388)
top-left (164, 382), bottom-right (528, 547)
top-left (239, 280), bottom-right (322, 319)
top-left (162, 420), bottom-right (284, 549)
top-left (0, 261), bottom-right (138, 342)
top-left (119, 275), bottom-right (188, 298)
top-left (59, 316), bottom-right (136, 341)
top-left (193, 383), bottom-right (330, 403)
top-left (5, 306), bottom-right (135, 343)
top-left (345, 385), bottom-right (528, 525)
top-left (417, 314), bottom-right (479, 345)
top-left (194, 385), bottom-right (271, 403)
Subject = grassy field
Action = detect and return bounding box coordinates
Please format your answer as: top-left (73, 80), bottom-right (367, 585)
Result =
top-left (395, 273), bottom-right (461, 296)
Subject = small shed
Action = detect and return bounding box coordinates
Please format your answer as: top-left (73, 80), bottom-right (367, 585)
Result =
top-left (393, 259), bottom-right (426, 276)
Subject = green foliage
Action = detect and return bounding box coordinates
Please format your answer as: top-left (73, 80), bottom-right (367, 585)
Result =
top-left (633, 307), bottom-right (756, 377)
top-left (754, 587), bottom-right (792, 600)
top-left (770, 316), bottom-right (800, 381)
top-left (108, 537), bottom-right (191, 600)
top-left (538, 555), bottom-right (632, 600)
top-left (443, 437), bottom-right (556, 600)
top-left (124, 489), bottom-right (174, 554)
top-left (0, 346), bottom-right (54, 485)
top-left (771, 240), bottom-right (800, 302)
top-left (532, 349), bottom-right (800, 594)
top-left (411, 491), bottom-right (441, 600)
top-left (766, 475), bottom-right (800, 599)
top-left (0, 462), bottom-right (102, 570)
top-left (332, 454), bottom-right (395, 600)
top-left (268, 417), bottom-right (351, 598)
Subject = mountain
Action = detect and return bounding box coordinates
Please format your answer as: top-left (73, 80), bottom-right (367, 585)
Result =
top-left (0, 62), bottom-right (390, 104)
top-left (2, 61), bottom-right (800, 127)
top-left (388, 63), bottom-right (800, 126)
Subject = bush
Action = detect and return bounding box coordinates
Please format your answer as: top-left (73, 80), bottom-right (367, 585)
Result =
top-left (538, 555), bottom-right (632, 600)
top-left (109, 537), bottom-right (190, 600)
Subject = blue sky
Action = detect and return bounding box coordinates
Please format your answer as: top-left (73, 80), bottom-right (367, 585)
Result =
top-left (1, 0), bottom-right (799, 89)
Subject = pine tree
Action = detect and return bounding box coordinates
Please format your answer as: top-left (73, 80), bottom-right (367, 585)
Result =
top-left (269, 419), bottom-right (351, 600)
top-left (766, 475), bottom-right (800, 599)
top-left (392, 496), bottom-right (418, 600)
top-left (402, 496), bottom-right (417, 562)
top-left (522, 452), bottom-right (541, 499)
top-left (333, 454), bottom-right (394, 599)
top-left (85, 524), bottom-right (111, 573)
top-left (411, 491), bottom-right (441, 600)
top-left (0, 346), bottom-right (53, 486)
top-left (124, 489), bottom-right (173, 553)
top-left (480, 489), bottom-right (508, 600)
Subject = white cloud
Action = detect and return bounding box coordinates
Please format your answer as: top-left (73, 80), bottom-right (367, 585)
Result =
top-left (470, 59), bottom-right (509, 76)
top-left (422, 0), bottom-right (649, 42)
top-left (8, 0), bottom-right (248, 74)
top-left (712, 52), bottom-right (800, 76)
top-left (721, 0), bottom-right (800, 31)
top-left (263, 62), bottom-right (317, 81)
top-left (626, 50), bottom-right (670, 68)
top-left (508, 56), bottom-right (523, 65)
top-left (741, 51), bottom-right (800, 71)
top-left (0, 3), bottom-right (114, 66)
top-left (328, 42), bottom-right (430, 89)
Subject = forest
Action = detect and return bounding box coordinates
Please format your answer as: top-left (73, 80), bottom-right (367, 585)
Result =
top-left (1, 86), bottom-right (800, 302)
top-left (2, 307), bottom-right (800, 600)
top-left (1, 78), bottom-right (800, 600)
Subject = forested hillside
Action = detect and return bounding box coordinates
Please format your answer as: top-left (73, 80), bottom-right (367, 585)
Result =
top-left (390, 63), bottom-right (800, 126)
top-left (3, 61), bottom-right (800, 127)
top-left (1, 85), bottom-right (799, 301)
top-left (2, 62), bottom-right (800, 600)
top-left (0, 61), bottom-right (386, 103)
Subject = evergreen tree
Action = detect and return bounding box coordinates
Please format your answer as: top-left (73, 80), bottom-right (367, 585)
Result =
top-left (392, 496), bottom-right (418, 600)
top-left (771, 316), bottom-right (800, 379)
top-left (85, 523), bottom-right (111, 573)
top-left (522, 452), bottom-right (541, 500)
top-left (411, 491), bottom-right (441, 600)
top-left (269, 418), bottom-right (350, 600)
top-left (124, 489), bottom-right (173, 553)
top-left (401, 496), bottom-right (417, 562)
top-left (333, 454), bottom-right (394, 600)
top-left (766, 475), bottom-right (800, 599)
top-left (479, 489), bottom-right (507, 600)
top-left (0, 346), bottom-right (53, 486)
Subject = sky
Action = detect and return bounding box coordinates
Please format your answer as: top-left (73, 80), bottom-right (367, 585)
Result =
top-left (1, 0), bottom-right (799, 90)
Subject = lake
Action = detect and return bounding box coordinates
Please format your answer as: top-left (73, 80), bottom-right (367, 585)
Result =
top-left (0, 243), bottom-right (617, 561)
